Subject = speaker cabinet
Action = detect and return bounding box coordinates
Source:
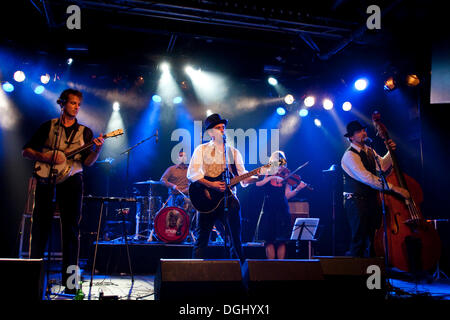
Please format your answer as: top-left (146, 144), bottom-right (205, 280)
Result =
top-left (155, 259), bottom-right (245, 300)
top-left (242, 259), bottom-right (325, 300)
top-left (0, 258), bottom-right (44, 300)
top-left (314, 256), bottom-right (386, 300)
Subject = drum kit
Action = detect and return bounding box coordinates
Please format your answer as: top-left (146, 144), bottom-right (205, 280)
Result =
top-left (132, 179), bottom-right (196, 244)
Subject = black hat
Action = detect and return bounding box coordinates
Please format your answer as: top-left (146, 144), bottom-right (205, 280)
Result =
top-left (204, 113), bottom-right (228, 131)
top-left (344, 120), bottom-right (367, 137)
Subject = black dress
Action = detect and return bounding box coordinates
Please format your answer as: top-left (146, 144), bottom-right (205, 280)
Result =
top-left (255, 182), bottom-right (292, 243)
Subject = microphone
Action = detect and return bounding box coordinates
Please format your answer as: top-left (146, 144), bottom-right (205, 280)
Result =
top-left (364, 137), bottom-right (373, 145)
top-left (155, 130), bottom-right (158, 143)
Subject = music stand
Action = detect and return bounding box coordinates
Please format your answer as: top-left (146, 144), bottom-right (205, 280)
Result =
top-left (290, 218), bottom-right (319, 259)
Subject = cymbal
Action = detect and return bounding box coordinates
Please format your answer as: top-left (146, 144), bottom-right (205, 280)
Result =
top-left (134, 180), bottom-right (162, 185)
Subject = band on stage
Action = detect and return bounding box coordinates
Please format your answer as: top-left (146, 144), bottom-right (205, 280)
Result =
top-left (21, 87), bottom-right (415, 293)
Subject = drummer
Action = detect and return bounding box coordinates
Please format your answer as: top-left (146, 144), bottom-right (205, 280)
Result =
top-left (160, 150), bottom-right (190, 207)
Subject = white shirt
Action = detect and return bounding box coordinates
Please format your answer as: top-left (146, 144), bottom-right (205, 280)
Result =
top-left (341, 142), bottom-right (393, 191)
top-left (187, 140), bottom-right (249, 188)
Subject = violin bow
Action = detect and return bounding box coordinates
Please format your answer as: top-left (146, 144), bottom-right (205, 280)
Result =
top-left (283, 161), bottom-right (309, 181)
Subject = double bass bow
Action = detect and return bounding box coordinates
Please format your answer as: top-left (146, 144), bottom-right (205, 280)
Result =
top-left (372, 111), bottom-right (441, 272)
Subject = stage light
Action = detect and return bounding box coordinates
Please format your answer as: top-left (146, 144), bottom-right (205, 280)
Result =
top-left (284, 94), bottom-right (294, 105)
top-left (173, 96), bottom-right (183, 104)
top-left (406, 74), bottom-right (420, 87)
top-left (67, 58), bottom-right (73, 65)
top-left (206, 109), bottom-right (213, 116)
top-left (2, 82), bottom-right (14, 92)
top-left (314, 118), bottom-right (322, 127)
top-left (40, 73), bottom-right (50, 84)
top-left (304, 96), bottom-right (315, 107)
top-left (342, 101), bottom-right (352, 111)
top-left (113, 102), bottom-right (120, 111)
top-left (268, 77), bottom-right (278, 86)
top-left (34, 85), bottom-right (45, 95)
top-left (299, 109), bottom-right (308, 117)
top-left (354, 78), bottom-right (368, 91)
top-left (160, 62), bottom-right (170, 72)
top-left (152, 95), bottom-right (162, 103)
top-left (13, 71), bottom-right (25, 82)
top-left (384, 76), bottom-right (396, 91)
top-left (185, 66), bottom-right (194, 74)
top-left (276, 107), bottom-right (286, 116)
top-left (323, 98), bottom-right (334, 110)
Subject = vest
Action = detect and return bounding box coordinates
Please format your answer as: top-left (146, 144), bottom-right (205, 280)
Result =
top-left (43, 118), bottom-right (87, 176)
top-left (343, 146), bottom-right (378, 198)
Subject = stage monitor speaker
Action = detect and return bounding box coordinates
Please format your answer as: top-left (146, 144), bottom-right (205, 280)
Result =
top-left (0, 258), bottom-right (44, 301)
top-left (242, 259), bottom-right (325, 301)
top-left (313, 256), bottom-right (386, 300)
top-left (155, 259), bottom-right (246, 301)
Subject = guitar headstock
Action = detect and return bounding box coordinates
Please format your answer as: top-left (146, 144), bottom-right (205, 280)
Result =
top-left (372, 111), bottom-right (389, 141)
top-left (104, 129), bottom-right (124, 139)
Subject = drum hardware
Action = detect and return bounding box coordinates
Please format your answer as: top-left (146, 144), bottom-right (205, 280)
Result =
top-left (83, 196), bottom-right (137, 300)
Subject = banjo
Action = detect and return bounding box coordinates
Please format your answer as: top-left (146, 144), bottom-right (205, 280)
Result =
top-left (34, 129), bottom-right (123, 184)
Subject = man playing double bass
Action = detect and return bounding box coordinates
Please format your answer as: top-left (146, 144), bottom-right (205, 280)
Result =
top-left (341, 120), bottom-right (410, 257)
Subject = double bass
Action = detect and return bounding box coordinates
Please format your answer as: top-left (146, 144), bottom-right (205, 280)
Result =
top-left (372, 111), bottom-right (441, 272)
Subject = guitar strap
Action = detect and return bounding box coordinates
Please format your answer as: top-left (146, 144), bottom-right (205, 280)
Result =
top-left (64, 123), bottom-right (80, 150)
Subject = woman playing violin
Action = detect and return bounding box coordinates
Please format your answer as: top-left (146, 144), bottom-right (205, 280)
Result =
top-left (255, 151), bottom-right (307, 259)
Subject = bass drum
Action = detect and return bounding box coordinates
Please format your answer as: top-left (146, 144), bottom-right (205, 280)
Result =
top-left (154, 206), bottom-right (190, 243)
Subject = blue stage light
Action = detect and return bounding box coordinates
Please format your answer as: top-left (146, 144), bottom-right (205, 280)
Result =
top-left (314, 118), bottom-right (322, 127)
top-left (342, 101), bottom-right (352, 111)
top-left (299, 109), bottom-right (308, 117)
top-left (2, 82), bottom-right (14, 92)
top-left (152, 95), bottom-right (162, 103)
top-left (276, 107), bottom-right (286, 115)
top-left (173, 96), bottom-right (183, 104)
top-left (34, 85), bottom-right (45, 94)
top-left (354, 78), bottom-right (368, 91)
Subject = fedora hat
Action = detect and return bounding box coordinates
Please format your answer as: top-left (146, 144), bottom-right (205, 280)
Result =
top-left (344, 120), bottom-right (367, 137)
top-left (204, 113), bottom-right (228, 131)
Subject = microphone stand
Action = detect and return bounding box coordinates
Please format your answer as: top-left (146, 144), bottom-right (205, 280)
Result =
top-left (367, 140), bottom-right (391, 298)
top-left (222, 135), bottom-right (237, 260)
top-left (44, 108), bottom-right (65, 299)
top-left (120, 131), bottom-right (158, 198)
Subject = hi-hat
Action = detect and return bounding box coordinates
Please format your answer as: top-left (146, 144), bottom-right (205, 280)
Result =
top-left (134, 180), bottom-right (162, 185)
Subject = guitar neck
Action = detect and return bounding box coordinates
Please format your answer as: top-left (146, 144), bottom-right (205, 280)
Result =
top-left (65, 142), bottom-right (95, 159)
top-left (229, 167), bottom-right (261, 186)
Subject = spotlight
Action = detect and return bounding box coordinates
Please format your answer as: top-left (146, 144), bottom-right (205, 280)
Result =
top-left (113, 102), bottom-right (120, 111)
top-left (152, 95), bottom-right (162, 103)
top-left (2, 82), bottom-right (14, 92)
top-left (314, 118), bottom-right (322, 127)
top-left (299, 109), bottom-right (308, 117)
top-left (323, 98), bottom-right (334, 110)
top-left (67, 58), bottom-right (73, 65)
top-left (185, 66), bottom-right (194, 75)
top-left (384, 76), bottom-right (396, 91)
top-left (173, 96), bottom-right (183, 104)
top-left (304, 96), bottom-right (315, 107)
top-left (342, 101), bottom-right (352, 111)
top-left (13, 71), bottom-right (26, 82)
top-left (34, 85), bottom-right (45, 95)
top-left (206, 109), bottom-right (213, 116)
top-left (268, 77), bottom-right (278, 86)
top-left (284, 94), bottom-right (294, 105)
top-left (40, 73), bottom-right (50, 84)
top-left (160, 62), bottom-right (170, 72)
top-left (406, 74), bottom-right (420, 87)
top-left (276, 107), bottom-right (286, 116)
top-left (354, 78), bottom-right (368, 91)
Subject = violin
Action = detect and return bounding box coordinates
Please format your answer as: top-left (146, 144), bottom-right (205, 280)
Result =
top-left (271, 166), bottom-right (314, 190)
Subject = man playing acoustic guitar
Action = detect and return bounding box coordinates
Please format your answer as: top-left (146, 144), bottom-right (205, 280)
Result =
top-left (187, 113), bottom-right (258, 263)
